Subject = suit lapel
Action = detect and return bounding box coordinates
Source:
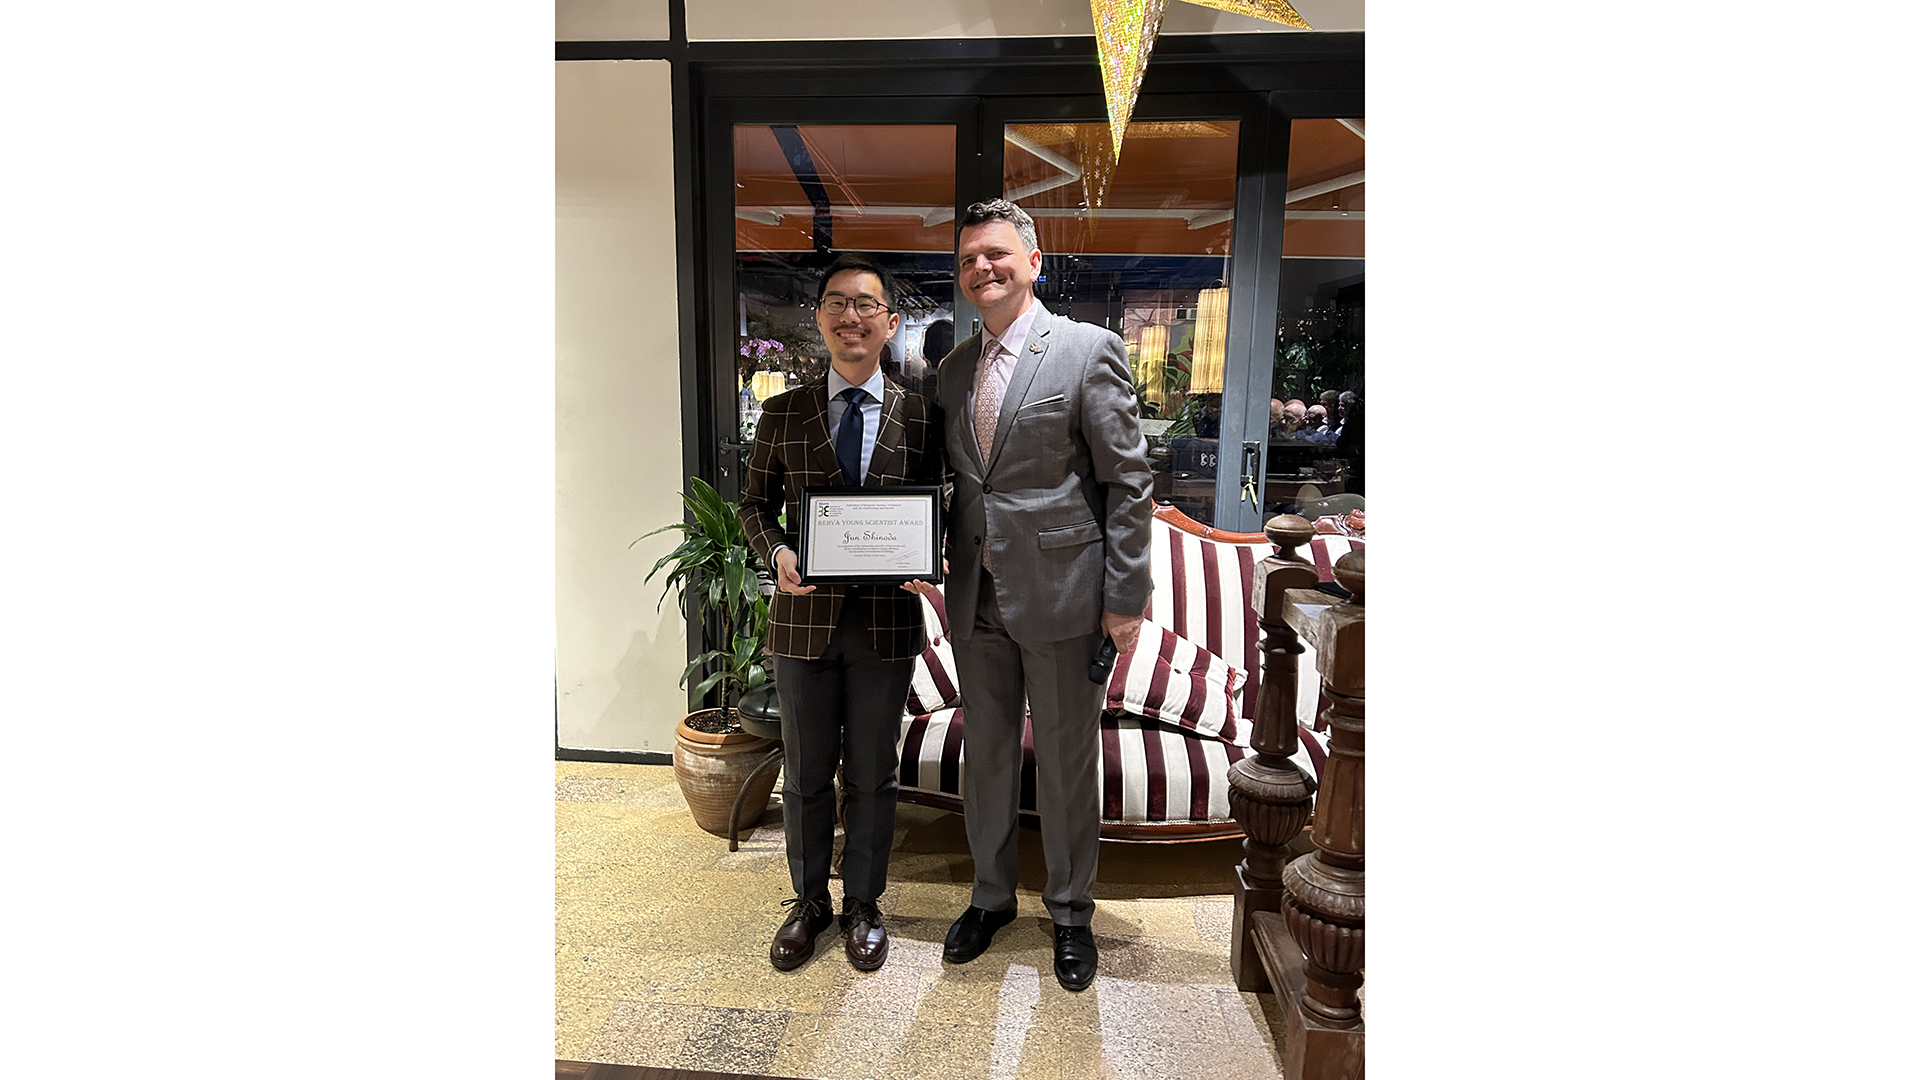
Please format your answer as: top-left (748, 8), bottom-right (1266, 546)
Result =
top-left (986, 306), bottom-right (1052, 474)
top-left (800, 381), bottom-right (845, 484)
top-left (948, 337), bottom-right (988, 475)
top-left (865, 378), bottom-right (906, 485)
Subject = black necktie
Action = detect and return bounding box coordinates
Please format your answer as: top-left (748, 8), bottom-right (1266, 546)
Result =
top-left (834, 387), bottom-right (869, 484)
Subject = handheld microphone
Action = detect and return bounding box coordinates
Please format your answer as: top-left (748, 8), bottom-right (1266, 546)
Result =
top-left (1088, 636), bottom-right (1118, 684)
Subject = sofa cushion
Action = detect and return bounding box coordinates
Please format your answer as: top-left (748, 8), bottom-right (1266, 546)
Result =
top-left (895, 706), bottom-right (1324, 827)
top-left (1105, 618), bottom-right (1249, 744)
top-left (906, 632), bottom-right (962, 714)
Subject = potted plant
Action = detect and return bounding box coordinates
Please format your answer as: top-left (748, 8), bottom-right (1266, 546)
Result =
top-left (638, 477), bottom-right (781, 835)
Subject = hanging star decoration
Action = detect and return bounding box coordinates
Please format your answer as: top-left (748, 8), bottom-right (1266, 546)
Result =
top-left (1177, 0), bottom-right (1312, 30)
top-left (1090, 0), bottom-right (1169, 160)
top-left (1090, 0), bottom-right (1312, 160)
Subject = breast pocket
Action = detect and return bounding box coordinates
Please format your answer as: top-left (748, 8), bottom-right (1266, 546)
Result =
top-left (1036, 519), bottom-right (1101, 550)
top-left (1014, 399), bottom-right (1070, 442)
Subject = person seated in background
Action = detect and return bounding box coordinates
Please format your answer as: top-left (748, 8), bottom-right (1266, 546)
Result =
top-left (920, 317), bottom-right (954, 401)
top-left (1336, 393), bottom-right (1363, 496)
top-left (1319, 388), bottom-right (1341, 421)
top-left (1192, 394), bottom-right (1223, 437)
top-left (1272, 399), bottom-right (1308, 439)
top-left (1302, 403), bottom-right (1331, 437)
top-left (1335, 390), bottom-right (1358, 435)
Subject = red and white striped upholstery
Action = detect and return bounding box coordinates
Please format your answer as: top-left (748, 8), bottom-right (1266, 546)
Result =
top-left (894, 506), bottom-right (1362, 836)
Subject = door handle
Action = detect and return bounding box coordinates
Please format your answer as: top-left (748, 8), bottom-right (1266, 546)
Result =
top-left (1240, 441), bottom-right (1261, 503)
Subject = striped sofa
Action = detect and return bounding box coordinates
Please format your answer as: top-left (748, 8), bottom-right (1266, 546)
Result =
top-left (893, 504), bottom-right (1364, 841)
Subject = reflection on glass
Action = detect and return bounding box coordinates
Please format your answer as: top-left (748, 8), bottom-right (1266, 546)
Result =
top-left (1002, 120), bottom-right (1240, 525)
top-left (733, 124), bottom-right (957, 447)
top-left (1267, 118), bottom-right (1365, 516)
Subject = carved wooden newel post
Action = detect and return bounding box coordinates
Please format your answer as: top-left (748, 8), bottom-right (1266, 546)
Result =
top-left (1228, 515), bottom-right (1320, 991)
top-left (1265, 548), bottom-right (1365, 1079)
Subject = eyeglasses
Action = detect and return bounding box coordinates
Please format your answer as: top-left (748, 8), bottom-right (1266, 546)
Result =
top-left (819, 296), bottom-right (891, 317)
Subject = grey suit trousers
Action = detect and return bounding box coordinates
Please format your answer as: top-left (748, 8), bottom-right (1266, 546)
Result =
top-left (773, 597), bottom-right (915, 906)
top-left (951, 568), bottom-right (1105, 926)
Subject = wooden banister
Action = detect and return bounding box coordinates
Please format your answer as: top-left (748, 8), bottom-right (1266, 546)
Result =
top-left (1257, 547), bottom-right (1365, 1078)
top-left (1227, 515), bottom-right (1321, 991)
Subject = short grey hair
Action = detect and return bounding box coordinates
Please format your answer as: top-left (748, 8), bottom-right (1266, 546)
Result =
top-left (959, 199), bottom-right (1040, 255)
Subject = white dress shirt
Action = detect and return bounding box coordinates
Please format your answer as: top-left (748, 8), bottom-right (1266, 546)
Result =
top-left (969, 301), bottom-right (1044, 430)
top-left (826, 365), bottom-right (887, 483)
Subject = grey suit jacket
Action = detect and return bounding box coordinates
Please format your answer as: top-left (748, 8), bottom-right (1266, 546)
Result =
top-left (936, 303), bottom-right (1153, 643)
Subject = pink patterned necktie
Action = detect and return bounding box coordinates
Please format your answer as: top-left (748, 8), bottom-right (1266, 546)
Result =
top-left (974, 341), bottom-right (1004, 464)
top-left (974, 342), bottom-right (1005, 572)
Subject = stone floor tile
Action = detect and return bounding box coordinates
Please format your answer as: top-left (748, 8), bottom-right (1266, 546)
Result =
top-left (1095, 936), bottom-right (1236, 986)
top-left (1190, 895), bottom-right (1234, 945)
top-left (674, 1004), bottom-right (794, 1074)
top-left (583, 999), bottom-right (698, 1068)
top-left (772, 1013), bottom-right (994, 1080)
top-left (682, 946), bottom-right (847, 1013)
top-left (554, 995), bottom-right (619, 1061)
top-left (556, 763), bottom-right (1294, 1080)
top-left (556, 942), bottom-right (727, 1003)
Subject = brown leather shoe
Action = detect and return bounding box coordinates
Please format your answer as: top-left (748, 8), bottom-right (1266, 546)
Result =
top-left (770, 897), bottom-right (834, 971)
top-left (842, 898), bottom-right (890, 972)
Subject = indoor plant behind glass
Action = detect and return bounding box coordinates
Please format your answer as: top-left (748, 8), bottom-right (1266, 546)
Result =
top-left (638, 477), bottom-right (780, 834)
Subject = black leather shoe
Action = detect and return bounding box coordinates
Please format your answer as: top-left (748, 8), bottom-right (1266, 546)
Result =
top-left (1053, 924), bottom-right (1097, 991)
top-left (769, 897), bottom-right (834, 971)
top-left (943, 905), bottom-right (1017, 964)
top-left (842, 898), bottom-right (890, 972)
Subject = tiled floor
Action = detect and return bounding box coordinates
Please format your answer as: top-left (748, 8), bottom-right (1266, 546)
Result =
top-left (556, 761), bottom-right (1294, 1079)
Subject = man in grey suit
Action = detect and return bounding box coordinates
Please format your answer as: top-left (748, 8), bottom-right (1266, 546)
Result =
top-left (907, 199), bottom-right (1153, 991)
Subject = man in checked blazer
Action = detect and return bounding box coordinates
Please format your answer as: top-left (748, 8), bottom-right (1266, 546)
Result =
top-left (738, 253), bottom-right (945, 974)
top-left (906, 199), bottom-right (1153, 991)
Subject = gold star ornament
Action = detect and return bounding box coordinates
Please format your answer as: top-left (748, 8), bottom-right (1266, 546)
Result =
top-left (1090, 0), bottom-right (1169, 157)
top-left (1090, 1), bottom-right (1313, 160)
top-left (1177, 0), bottom-right (1312, 30)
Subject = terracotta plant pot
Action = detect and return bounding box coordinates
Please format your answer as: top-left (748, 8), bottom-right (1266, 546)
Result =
top-left (673, 708), bottom-right (780, 835)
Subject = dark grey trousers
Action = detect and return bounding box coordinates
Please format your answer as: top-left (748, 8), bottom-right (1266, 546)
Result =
top-left (949, 569), bottom-right (1105, 927)
top-left (772, 599), bottom-right (915, 906)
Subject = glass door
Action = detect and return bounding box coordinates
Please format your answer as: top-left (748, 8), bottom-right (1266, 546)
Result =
top-left (730, 123), bottom-right (959, 451)
top-left (982, 95), bottom-right (1274, 530)
top-left (703, 99), bottom-right (979, 499)
top-left (702, 95), bottom-right (1337, 534)
top-left (1265, 117), bottom-right (1365, 516)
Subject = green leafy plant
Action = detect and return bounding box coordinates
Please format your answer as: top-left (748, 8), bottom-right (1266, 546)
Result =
top-left (635, 477), bottom-right (771, 724)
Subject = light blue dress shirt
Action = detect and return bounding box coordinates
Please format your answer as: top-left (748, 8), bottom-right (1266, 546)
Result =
top-left (825, 366), bottom-right (887, 484)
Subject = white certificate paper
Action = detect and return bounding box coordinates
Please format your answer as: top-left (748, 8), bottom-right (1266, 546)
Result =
top-left (800, 488), bottom-right (940, 582)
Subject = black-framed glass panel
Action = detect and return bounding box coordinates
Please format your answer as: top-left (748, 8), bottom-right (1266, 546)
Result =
top-left (995, 117), bottom-right (1242, 527)
top-left (1265, 118), bottom-right (1365, 517)
top-left (732, 123), bottom-right (958, 452)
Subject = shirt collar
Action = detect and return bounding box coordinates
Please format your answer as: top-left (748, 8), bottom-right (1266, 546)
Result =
top-left (826, 365), bottom-right (887, 402)
top-left (983, 301), bottom-right (1045, 362)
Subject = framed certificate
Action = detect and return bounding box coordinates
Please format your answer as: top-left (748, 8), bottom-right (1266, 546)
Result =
top-left (797, 486), bottom-right (943, 584)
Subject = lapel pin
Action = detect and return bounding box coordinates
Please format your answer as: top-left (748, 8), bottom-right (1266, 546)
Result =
top-left (1029, 343), bottom-right (1042, 353)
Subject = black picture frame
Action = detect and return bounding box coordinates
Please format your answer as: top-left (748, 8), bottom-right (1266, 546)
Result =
top-left (796, 485), bottom-right (944, 585)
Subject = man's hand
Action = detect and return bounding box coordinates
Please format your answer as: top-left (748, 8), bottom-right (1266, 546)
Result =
top-left (774, 547), bottom-right (815, 595)
top-left (1101, 611), bottom-right (1144, 654)
top-left (901, 558), bottom-right (950, 597)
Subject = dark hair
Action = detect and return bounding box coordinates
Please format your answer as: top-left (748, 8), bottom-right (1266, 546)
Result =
top-left (922, 318), bottom-right (955, 365)
top-left (816, 253), bottom-right (899, 309)
top-left (958, 199), bottom-right (1039, 254)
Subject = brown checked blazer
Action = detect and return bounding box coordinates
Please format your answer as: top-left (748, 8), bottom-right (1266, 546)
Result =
top-left (738, 376), bottom-right (946, 661)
